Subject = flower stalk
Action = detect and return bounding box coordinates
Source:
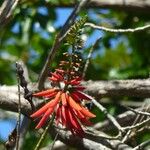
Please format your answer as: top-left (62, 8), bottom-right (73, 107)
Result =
top-left (31, 17), bottom-right (96, 136)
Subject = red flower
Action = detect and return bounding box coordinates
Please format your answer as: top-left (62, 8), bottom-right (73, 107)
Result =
top-left (31, 70), bottom-right (96, 136)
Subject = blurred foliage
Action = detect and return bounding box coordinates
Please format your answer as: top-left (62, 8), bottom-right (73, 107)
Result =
top-left (0, 0), bottom-right (150, 149)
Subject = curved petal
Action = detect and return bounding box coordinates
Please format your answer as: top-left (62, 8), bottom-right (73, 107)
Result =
top-left (80, 107), bottom-right (96, 118)
top-left (44, 91), bottom-right (57, 99)
top-left (61, 92), bottom-right (67, 106)
top-left (68, 95), bottom-right (82, 110)
top-left (70, 92), bottom-right (81, 102)
top-left (73, 91), bottom-right (92, 100)
top-left (35, 108), bottom-right (53, 129)
top-left (61, 105), bottom-right (67, 126)
top-left (31, 91), bottom-right (61, 118)
top-left (33, 89), bottom-right (56, 97)
top-left (55, 106), bottom-right (61, 125)
top-left (80, 118), bottom-right (93, 126)
top-left (73, 86), bottom-right (85, 91)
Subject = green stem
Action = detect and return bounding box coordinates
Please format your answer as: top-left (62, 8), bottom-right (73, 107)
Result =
top-left (34, 114), bottom-right (55, 150)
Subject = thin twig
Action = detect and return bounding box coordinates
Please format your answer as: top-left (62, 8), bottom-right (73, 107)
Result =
top-left (122, 118), bottom-right (150, 131)
top-left (125, 106), bottom-right (150, 116)
top-left (0, 0), bottom-right (20, 27)
top-left (49, 133), bottom-right (59, 150)
top-left (87, 95), bottom-right (124, 133)
top-left (133, 139), bottom-right (150, 150)
top-left (127, 126), bottom-right (150, 142)
top-left (92, 98), bottom-right (123, 132)
top-left (85, 22), bottom-right (150, 33)
top-left (34, 114), bottom-right (55, 150)
top-left (82, 37), bottom-right (101, 78)
top-left (85, 128), bottom-right (122, 140)
top-left (37, 0), bottom-right (90, 90)
top-left (122, 103), bottom-right (149, 142)
top-left (16, 63), bottom-right (22, 150)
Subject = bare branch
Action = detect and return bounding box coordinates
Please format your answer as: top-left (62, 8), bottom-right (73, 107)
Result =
top-left (1, 79), bottom-right (150, 114)
top-left (94, 106), bottom-right (150, 132)
top-left (126, 106), bottom-right (150, 117)
top-left (133, 140), bottom-right (150, 150)
top-left (85, 23), bottom-right (150, 33)
top-left (83, 79), bottom-right (150, 98)
top-left (0, 0), bottom-right (20, 27)
top-left (49, 126), bottom-right (133, 150)
top-left (91, 97), bottom-right (123, 133)
top-left (122, 118), bottom-right (150, 131)
top-left (122, 104), bottom-right (150, 142)
top-left (44, 0), bottom-right (150, 13)
top-left (82, 37), bottom-right (101, 78)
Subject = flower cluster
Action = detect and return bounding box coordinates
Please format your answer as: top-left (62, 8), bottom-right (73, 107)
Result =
top-left (31, 53), bottom-right (96, 136)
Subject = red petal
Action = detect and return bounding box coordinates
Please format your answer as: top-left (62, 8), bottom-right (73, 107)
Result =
top-left (80, 118), bottom-right (93, 126)
top-left (67, 108), bottom-right (79, 129)
top-left (55, 106), bottom-right (61, 125)
top-left (30, 101), bottom-right (53, 118)
top-left (33, 89), bottom-right (56, 97)
top-left (48, 77), bottom-right (58, 81)
top-left (61, 92), bottom-right (67, 106)
top-left (70, 92), bottom-right (81, 102)
top-left (55, 69), bottom-right (65, 74)
top-left (73, 86), bottom-right (85, 91)
top-left (51, 72), bottom-right (63, 80)
top-left (68, 108), bottom-right (84, 134)
top-left (61, 105), bottom-right (67, 126)
top-left (44, 91), bottom-right (57, 98)
top-left (35, 108), bottom-right (53, 129)
top-left (80, 107), bottom-right (96, 118)
top-left (73, 91), bottom-right (92, 100)
top-left (31, 91), bottom-right (61, 118)
top-left (70, 79), bottom-right (80, 85)
top-left (74, 110), bottom-right (85, 119)
top-left (51, 91), bottom-right (61, 106)
top-left (68, 95), bottom-right (82, 110)
top-left (74, 76), bottom-right (82, 81)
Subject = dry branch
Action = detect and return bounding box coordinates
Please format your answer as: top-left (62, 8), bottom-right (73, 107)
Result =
top-left (83, 79), bottom-right (150, 98)
top-left (49, 126), bottom-right (133, 150)
top-left (0, 0), bottom-right (20, 27)
top-left (85, 23), bottom-right (150, 33)
top-left (44, 0), bottom-right (150, 13)
top-left (93, 108), bottom-right (146, 132)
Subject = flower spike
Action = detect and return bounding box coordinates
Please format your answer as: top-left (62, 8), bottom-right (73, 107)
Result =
top-left (31, 46), bottom-right (96, 136)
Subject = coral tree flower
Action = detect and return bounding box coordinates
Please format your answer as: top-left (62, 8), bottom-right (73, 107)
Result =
top-left (31, 69), bottom-right (96, 136)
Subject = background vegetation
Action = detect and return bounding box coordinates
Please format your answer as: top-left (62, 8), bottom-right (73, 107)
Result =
top-left (0, 0), bottom-right (150, 149)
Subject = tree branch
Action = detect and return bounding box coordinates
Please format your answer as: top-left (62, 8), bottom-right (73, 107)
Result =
top-left (83, 79), bottom-right (150, 98)
top-left (85, 23), bottom-right (150, 33)
top-left (0, 0), bottom-right (20, 27)
top-left (94, 106), bottom-right (150, 132)
top-left (43, 0), bottom-right (150, 13)
top-left (49, 126), bottom-right (133, 150)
